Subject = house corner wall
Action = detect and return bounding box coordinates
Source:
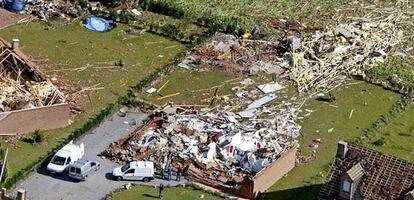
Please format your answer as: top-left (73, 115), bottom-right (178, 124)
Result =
top-left (0, 103), bottom-right (71, 134)
top-left (252, 144), bottom-right (298, 198)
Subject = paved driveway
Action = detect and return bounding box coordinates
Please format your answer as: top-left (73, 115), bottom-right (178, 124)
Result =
top-left (12, 110), bottom-right (185, 200)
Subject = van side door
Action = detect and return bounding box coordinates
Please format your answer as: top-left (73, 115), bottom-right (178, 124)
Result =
top-left (122, 168), bottom-right (135, 180)
top-left (65, 157), bottom-right (71, 169)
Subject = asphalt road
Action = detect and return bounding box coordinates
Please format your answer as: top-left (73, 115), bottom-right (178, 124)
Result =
top-left (12, 110), bottom-right (186, 200)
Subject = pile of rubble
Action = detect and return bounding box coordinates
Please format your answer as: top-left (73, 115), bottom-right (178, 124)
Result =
top-left (179, 6), bottom-right (410, 94)
top-left (24, 0), bottom-right (80, 21)
top-left (0, 39), bottom-right (65, 112)
top-left (0, 76), bottom-right (63, 112)
top-left (105, 57), bottom-right (306, 185)
top-left (103, 106), bottom-right (297, 185)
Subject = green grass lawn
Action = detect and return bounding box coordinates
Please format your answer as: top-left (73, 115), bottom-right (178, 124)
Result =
top-left (107, 185), bottom-right (224, 200)
top-left (0, 21), bottom-right (187, 179)
top-left (262, 81), bottom-right (401, 200)
top-left (142, 68), bottom-right (237, 105)
top-left (363, 106), bottom-right (414, 161)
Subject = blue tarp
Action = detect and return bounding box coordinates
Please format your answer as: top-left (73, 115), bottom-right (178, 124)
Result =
top-left (3, 0), bottom-right (26, 12)
top-left (83, 16), bottom-right (114, 32)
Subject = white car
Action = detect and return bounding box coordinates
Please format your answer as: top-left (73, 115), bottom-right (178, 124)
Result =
top-left (47, 141), bottom-right (85, 173)
top-left (112, 161), bottom-right (154, 182)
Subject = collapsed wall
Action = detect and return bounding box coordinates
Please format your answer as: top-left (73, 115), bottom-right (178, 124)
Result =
top-left (0, 38), bottom-right (71, 134)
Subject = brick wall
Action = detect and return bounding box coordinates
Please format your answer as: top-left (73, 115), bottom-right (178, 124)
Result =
top-left (1, 188), bottom-right (27, 200)
top-left (251, 144), bottom-right (298, 198)
top-left (0, 103), bottom-right (71, 134)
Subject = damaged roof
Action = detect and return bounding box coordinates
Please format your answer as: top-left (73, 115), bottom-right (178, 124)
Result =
top-left (319, 142), bottom-right (414, 200)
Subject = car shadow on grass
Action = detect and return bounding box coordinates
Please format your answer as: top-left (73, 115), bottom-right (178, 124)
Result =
top-left (257, 184), bottom-right (322, 200)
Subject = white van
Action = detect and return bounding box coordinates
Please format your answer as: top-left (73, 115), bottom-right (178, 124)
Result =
top-left (47, 141), bottom-right (85, 173)
top-left (112, 161), bottom-right (154, 182)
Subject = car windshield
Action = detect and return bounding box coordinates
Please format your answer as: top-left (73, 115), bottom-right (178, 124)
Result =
top-left (51, 156), bottom-right (66, 165)
top-left (121, 164), bottom-right (130, 172)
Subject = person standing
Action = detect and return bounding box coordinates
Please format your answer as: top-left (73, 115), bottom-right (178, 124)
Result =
top-left (176, 165), bottom-right (183, 182)
top-left (160, 161), bottom-right (166, 179)
top-left (167, 164), bottom-right (173, 181)
top-left (159, 183), bottom-right (165, 200)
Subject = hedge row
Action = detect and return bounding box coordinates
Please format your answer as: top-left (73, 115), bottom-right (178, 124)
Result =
top-left (139, 0), bottom-right (186, 18)
top-left (365, 59), bottom-right (414, 94)
top-left (133, 16), bottom-right (203, 45)
top-left (3, 50), bottom-right (189, 188)
top-left (138, 0), bottom-right (246, 35)
top-left (353, 93), bottom-right (414, 144)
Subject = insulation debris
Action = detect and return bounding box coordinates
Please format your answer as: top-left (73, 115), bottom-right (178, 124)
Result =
top-left (103, 106), bottom-right (298, 187)
top-left (0, 39), bottom-right (65, 113)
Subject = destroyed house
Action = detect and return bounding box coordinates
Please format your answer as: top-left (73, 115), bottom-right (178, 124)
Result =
top-left (103, 109), bottom-right (298, 199)
top-left (319, 141), bottom-right (414, 200)
top-left (0, 38), bottom-right (70, 134)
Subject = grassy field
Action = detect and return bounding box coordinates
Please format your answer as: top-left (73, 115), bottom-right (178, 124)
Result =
top-left (107, 185), bottom-right (224, 200)
top-left (142, 68), bottom-right (237, 105)
top-left (363, 106), bottom-right (414, 161)
top-left (141, 0), bottom-right (387, 30)
top-left (0, 21), bottom-right (187, 178)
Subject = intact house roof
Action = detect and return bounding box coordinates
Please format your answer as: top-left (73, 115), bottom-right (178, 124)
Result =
top-left (319, 141), bottom-right (414, 200)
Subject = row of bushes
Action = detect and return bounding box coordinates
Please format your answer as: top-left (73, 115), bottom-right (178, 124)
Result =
top-left (196, 11), bottom-right (246, 36)
top-left (139, 0), bottom-right (186, 18)
top-left (133, 16), bottom-right (204, 45)
top-left (365, 59), bottom-right (414, 94)
top-left (138, 0), bottom-right (247, 36)
top-left (353, 93), bottom-right (414, 144)
top-left (3, 50), bottom-right (189, 189)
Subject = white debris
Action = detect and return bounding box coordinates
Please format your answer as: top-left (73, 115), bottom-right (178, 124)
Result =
top-left (146, 87), bottom-right (157, 94)
top-left (257, 82), bottom-right (284, 94)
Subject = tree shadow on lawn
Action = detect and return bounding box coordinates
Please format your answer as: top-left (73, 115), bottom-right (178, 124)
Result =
top-left (142, 194), bottom-right (159, 198)
top-left (257, 184), bottom-right (322, 200)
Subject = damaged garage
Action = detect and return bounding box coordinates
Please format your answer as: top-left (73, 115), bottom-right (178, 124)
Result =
top-left (0, 38), bottom-right (71, 134)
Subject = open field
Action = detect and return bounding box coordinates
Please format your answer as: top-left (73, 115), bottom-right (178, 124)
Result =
top-left (107, 185), bottom-right (224, 200)
top-left (0, 21), bottom-right (187, 178)
top-left (363, 106), bottom-right (414, 161)
top-left (139, 0), bottom-right (402, 31)
top-left (142, 68), bottom-right (237, 105)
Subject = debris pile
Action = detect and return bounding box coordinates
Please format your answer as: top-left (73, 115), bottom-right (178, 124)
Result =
top-left (289, 16), bottom-right (404, 93)
top-left (103, 105), bottom-right (298, 185)
top-left (0, 39), bottom-right (65, 112)
top-left (0, 77), bottom-right (63, 112)
top-left (178, 8), bottom-right (409, 94)
top-left (24, 0), bottom-right (80, 21)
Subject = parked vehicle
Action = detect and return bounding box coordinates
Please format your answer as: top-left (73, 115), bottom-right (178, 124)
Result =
top-left (112, 161), bottom-right (154, 182)
top-left (69, 159), bottom-right (100, 181)
top-left (47, 140), bottom-right (85, 173)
